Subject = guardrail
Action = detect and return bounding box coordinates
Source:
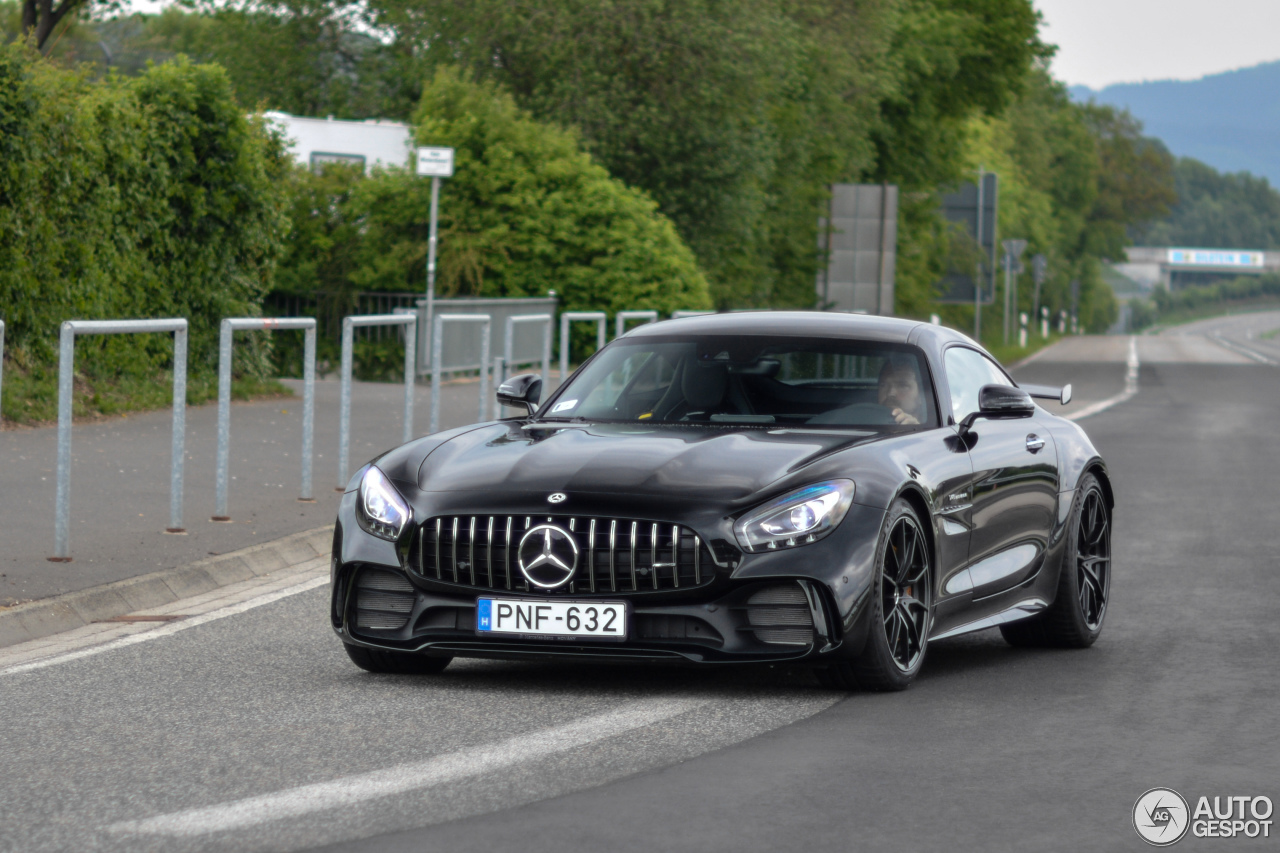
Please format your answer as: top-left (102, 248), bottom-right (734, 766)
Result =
top-left (431, 313), bottom-right (492, 434)
top-left (338, 314), bottom-right (417, 489)
top-left (558, 311), bottom-right (606, 384)
top-left (503, 314), bottom-right (552, 391)
top-left (214, 318), bottom-right (317, 521)
top-left (616, 310), bottom-right (659, 338)
top-left (50, 319), bottom-right (189, 561)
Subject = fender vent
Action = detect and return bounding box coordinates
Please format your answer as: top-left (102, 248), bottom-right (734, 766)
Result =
top-left (744, 584), bottom-right (813, 646)
top-left (354, 569), bottom-right (415, 630)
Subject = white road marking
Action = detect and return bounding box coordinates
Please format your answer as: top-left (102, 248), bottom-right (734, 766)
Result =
top-left (108, 697), bottom-right (706, 837)
top-left (1066, 336), bottom-right (1139, 422)
top-left (1210, 332), bottom-right (1277, 365)
top-left (0, 575), bottom-right (327, 677)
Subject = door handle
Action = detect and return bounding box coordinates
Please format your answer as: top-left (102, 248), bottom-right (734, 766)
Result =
top-left (1025, 434), bottom-right (1045, 453)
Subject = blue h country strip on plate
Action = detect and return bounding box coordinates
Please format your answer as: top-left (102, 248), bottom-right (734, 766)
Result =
top-left (477, 599), bottom-right (492, 631)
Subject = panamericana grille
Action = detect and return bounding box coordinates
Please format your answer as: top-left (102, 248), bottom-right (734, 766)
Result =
top-left (414, 515), bottom-right (715, 594)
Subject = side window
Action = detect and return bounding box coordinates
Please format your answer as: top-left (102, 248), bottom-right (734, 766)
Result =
top-left (944, 347), bottom-right (1012, 422)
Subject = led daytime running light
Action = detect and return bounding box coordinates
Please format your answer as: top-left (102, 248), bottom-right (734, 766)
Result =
top-left (358, 466), bottom-right (411, 541)
top-left (735, 480), bottom-right (855, 552)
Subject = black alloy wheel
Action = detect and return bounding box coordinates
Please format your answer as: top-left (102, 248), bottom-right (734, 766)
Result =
top-left (1001, 472), bottom-right (1111, 648)
top-left (1075, 486), bottom-right (1110, 631)
top-left (819, 498), bottom-right (932, 691)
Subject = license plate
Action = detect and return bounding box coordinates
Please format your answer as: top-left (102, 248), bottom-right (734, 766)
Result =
top-left (476, 598), bottom-right (627, 641)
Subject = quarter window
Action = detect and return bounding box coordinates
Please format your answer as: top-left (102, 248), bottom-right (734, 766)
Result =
top-left (944, 347), bottom-right (1013, 423)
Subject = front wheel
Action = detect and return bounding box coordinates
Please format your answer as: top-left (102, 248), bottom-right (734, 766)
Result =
top-left (1001, 472), bottom-right (1111, 648)
top-left (343, 643), bottom-right (453, 674)
top-left (819, 498), bottom-right (932, 691)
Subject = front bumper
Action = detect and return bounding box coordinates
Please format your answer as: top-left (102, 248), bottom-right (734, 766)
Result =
top-left (331, 491), bottom-right (886, 665)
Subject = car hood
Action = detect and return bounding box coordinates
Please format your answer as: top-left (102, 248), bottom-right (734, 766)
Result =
top-left (416, 422), bottom-right (882, 503)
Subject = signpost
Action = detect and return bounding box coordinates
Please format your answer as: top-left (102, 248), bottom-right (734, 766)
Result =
top-left (1001, 239), bottom-right (1028, 346)
top-left (417, 146), bottom-right (455, 375)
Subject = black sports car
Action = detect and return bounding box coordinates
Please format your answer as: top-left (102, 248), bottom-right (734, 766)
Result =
top-left (331, 312), bottom-right (1112, 690)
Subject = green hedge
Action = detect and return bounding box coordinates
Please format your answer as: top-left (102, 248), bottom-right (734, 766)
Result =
top-left (0, 45), bottom-right (290, 400)
top-left (273, 69), bottom-right (711, 327)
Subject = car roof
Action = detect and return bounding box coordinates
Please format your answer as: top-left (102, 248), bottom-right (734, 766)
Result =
top-left (627, 311), bottom-right (970, 345)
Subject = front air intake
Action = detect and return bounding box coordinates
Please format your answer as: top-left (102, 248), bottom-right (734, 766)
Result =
top-left (353, 568), bottom-right (416, 631)
top-left (745, 584), bottom-right (814, 646)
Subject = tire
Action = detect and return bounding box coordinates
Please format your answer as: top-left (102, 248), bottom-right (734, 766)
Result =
top-left (819, 498), bottom-right (932, 691)
top-left (1000, 472), bottom-right (1110, 648)
top-left (343, 643), bottom-right (453, 675)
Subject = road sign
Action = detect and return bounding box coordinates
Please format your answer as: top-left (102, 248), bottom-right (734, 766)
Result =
top-left (416, 147), bottom-right (454, 178)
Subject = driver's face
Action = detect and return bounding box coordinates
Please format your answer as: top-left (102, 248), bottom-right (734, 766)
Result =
top-left (878, 368), bottom-right (920, 413)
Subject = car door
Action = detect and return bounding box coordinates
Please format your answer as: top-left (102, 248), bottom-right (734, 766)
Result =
top-left (943, 346), bottom-right (1059, 598)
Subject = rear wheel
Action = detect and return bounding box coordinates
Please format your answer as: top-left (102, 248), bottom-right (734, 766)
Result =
top-left (343, 643), bottom-right (453, 674)
top-left (1001, 472), bottom-right (1110, 648)
top-left (819, 499), bottom-right (932, 691)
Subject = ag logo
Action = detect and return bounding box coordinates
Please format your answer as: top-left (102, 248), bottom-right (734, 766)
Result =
top-left (1133, 788), bottom-right (1190, 846)
top-left (547, 492), bottom-right (567, 504)
top-left (517, 524), bottom-right (579, 589)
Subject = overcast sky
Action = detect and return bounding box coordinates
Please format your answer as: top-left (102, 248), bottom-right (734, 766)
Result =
top-left (1037, 0), bottom-right (1280, 89)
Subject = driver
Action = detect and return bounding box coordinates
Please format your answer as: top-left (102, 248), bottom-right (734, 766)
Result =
top-left (878, 359), bottom-right (926, 425)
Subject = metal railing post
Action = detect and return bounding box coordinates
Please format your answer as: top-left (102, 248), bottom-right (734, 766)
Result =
top-left (504, 314), bottom-right (552, 392)
top-left (337, 317), bottom-right (354, 490)
top-left (430, 313), bottom-right (492, 434)
top-left (0, 318), bottom-right (5, 423)
top-left (615, 310), bottom-right (659, 338)
top-left (491, 355), bottom-right (505, 420)
top-left (169, 324), bottom-right (187, 534)
top-left (215, 317), bottom-right (318, 518)
top-left (50, 318), bottom-right (189, 561)
top-left (558, 311), bottom-right (607, 384)
top-left (337, 313), bottom-right (417, 489)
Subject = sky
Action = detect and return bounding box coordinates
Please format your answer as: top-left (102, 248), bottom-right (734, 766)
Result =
top-left (1036, 0), bottom-right (1280, 90)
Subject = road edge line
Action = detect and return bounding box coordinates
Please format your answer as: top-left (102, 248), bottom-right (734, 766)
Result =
top-left (0, 525), bottom-right (333, 650)
top-left (1065, 336), bottom-right (1139, 422)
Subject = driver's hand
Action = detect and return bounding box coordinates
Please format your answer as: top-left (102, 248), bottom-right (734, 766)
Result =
top-left (891, 408), bottom-right (919, 425)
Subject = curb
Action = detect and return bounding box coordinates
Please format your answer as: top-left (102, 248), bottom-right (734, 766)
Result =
top-left (0, 526), bottom-right (333, 650)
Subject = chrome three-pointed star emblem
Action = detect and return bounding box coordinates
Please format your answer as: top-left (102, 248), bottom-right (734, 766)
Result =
top-left (517, 524), bottom-right (580, 589)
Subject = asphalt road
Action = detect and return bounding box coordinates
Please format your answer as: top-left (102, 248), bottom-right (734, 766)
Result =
top-left (0, 374), bottom-right (549, 605)
top-left (1, 317), bottom-right (1277, 852)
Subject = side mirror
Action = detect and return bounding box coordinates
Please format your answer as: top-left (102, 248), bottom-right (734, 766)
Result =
top-left (958, 384), bottom-right (1035, 434)
top-left (496, 373), bottom-right (542, 414)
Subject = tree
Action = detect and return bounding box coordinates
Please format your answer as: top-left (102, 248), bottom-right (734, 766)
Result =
top-left (1136, 157), bottom-right (1280, 250)
top-left (17, 0), bottom-right (118, 50)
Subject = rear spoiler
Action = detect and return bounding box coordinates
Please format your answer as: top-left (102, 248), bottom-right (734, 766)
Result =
top-left (1019, 383), bottom-right (1072, 405)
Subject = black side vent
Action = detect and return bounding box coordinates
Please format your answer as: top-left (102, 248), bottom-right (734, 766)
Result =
top-left (354, 569), bottom-right (415, 631)
top-left (744, 584), bottom-right (814, 646)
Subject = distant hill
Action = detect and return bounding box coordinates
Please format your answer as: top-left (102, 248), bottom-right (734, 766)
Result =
top-left (1070, 61), bottom-right (1280, 186)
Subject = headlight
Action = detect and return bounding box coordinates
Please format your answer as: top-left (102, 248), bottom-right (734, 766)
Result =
top-left (734, 480), bottom-right (855, 552)
top-left (357, 466), bottom-right (412, 541)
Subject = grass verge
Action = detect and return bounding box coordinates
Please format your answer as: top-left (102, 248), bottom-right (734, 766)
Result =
top-left (1138, 295), bottom-right (1280, 333)
top-left (1, 365), bottom-right (293, 428)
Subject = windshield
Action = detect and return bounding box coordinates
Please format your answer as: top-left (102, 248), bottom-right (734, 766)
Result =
top-left (540, 335), bottom-right (938, 428)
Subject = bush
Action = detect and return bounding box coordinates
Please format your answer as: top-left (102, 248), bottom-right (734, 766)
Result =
top-left (0, 44), bottom-right (290, 416)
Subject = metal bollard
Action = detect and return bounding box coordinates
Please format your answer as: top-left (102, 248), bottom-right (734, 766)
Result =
top-left (1041, 307), bottom-right (1049, 339)
top-left (50, 318), bottom-right (188, 561)
top-left (337, 313), bottom-right (417, 490)
top-left (430, 313), bottom-right (492, 435)
top-left (1019, 313), bottom-right (1028, 348)
top-left (490, 355), bottom-right (505, 421)
top-left (558, 312), bottom-right (606, 387)
top-left (214, 317), bottom-right (317, 520)
top-left (616, 310), bottom-right (659, 339)
top-left (930, 314), bottom-right (941, 326)
top-left (503, 314), bottom-right (553, 392)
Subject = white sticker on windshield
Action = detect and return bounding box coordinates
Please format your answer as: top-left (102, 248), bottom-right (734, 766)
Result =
top-left (550, 399), bottom-right (578, 413)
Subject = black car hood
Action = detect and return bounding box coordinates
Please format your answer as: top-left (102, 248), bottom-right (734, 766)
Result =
top-left (417, 422), bottom-right (882, 503)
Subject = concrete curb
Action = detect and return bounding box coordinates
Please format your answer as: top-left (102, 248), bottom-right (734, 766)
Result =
top-left (0, 526), bottom-right (333, 650)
